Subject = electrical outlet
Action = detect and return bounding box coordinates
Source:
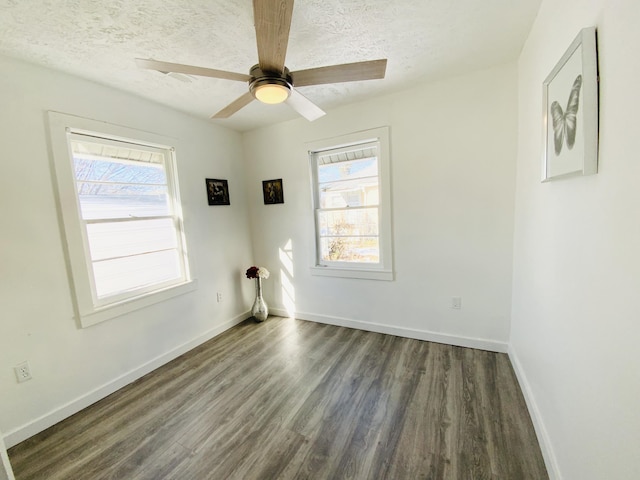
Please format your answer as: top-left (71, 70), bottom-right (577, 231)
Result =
top-left (216, 292), bottom-right (223, 303)
top-left (451, 297), bottom-right (462, 310)
top-left (14, 361), bottom-right (32, 383)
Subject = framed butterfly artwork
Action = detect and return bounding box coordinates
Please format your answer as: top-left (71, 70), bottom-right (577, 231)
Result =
top-left (542, 27), bottom-right (599, 181)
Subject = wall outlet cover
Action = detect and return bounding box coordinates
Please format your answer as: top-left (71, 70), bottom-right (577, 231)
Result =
top-left (14, 362), bottom-right (32, 383)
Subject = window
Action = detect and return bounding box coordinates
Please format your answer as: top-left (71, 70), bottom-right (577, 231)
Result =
top-left (48, 112), bottom-right (195, 327)
top-left (308, 127), bottom-right (393, 280)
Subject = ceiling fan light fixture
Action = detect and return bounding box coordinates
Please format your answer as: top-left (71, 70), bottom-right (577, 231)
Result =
top-left (251, 80), bottom-right (291, 104)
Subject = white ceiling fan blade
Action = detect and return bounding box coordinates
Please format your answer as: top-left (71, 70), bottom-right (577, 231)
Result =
top-left (286, 89), bottom-right (325, 121)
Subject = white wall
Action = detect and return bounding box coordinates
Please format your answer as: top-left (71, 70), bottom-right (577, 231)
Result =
top-left (0, 56), bottom-right (254, 447)
top-left (242, 63), bottom-right (518, 351)
top-left (511, 0), bottom-right (640, 478)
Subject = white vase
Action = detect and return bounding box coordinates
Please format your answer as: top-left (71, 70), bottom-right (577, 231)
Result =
top-left (251, 277), bottom-right (268, 322)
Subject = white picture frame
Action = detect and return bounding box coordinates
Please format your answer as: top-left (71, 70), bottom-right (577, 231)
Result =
top-left (542, 27), bottom-right (599, 182)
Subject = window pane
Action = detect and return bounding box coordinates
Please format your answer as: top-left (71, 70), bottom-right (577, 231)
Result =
top-left (93, 250), bottom-right (182, 298)
top-left (318, 157), bottom-right (378, 183)
top-left (86, 219), bottom-right (178, 261)
top-left (319, 237), bottom-right (379, 263)
top-left (318, 208), bottom-right (379, 236)
top-left (74, 156), bottom-right (170, 219)
top-left (309, 129), bottom-right (391, 275)
top-left (74, 157), bottom-right (166, 184)
top-left (77, 183), bottom-right (170, 219)
top-left (319, 180), bottom-right (379, 208)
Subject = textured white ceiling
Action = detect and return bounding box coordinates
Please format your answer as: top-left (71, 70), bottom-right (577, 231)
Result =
top-left (0, 0), bottom-right (540, 131)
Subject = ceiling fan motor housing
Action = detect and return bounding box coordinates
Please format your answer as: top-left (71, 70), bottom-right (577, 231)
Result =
top-left (249, 65), bottom-right (293, 103)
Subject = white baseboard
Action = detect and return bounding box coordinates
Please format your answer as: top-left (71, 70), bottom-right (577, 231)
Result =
top-left (270, 308), bottom-right (508, 353)
top-left (507, 345), bottom-right (561, 480)
top-left (0, 434), bottom-right (15, 480)
top-left (3, 311), bottom-right (250, 449)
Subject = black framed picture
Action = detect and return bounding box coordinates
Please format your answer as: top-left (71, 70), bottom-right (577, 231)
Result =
top-left (205, 178), bottom-right (230, 205)
top-left (262, 178), bottom-right (284, 205)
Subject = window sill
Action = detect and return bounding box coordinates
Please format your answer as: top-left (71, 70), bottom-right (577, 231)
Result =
top-left (78, 279), bottom-right (198, 328)
top-left (310, 266), bottom-right (393, 281)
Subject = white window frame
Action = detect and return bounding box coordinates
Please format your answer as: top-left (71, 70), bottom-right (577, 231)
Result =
top-left (307, 127), bottom-right (393, 281)
top-left (48, 112), bottom-right (196, 327)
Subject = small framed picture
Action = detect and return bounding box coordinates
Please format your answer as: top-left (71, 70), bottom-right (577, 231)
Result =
top-left (262, 178), bottom-right (284, 205)
top-left (205, 178), bottom-right (230, 205)
top-left (542, 26), bottom-right (598, 181)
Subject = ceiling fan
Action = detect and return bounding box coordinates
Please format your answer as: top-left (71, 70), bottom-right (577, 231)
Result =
top-left (136, 0), bottom-right (387, 122)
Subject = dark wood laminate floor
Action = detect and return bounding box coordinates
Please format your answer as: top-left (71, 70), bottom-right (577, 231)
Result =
top-left (8, 317), bottom-right (548, 479)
